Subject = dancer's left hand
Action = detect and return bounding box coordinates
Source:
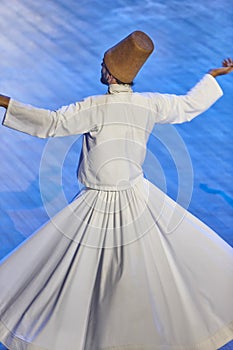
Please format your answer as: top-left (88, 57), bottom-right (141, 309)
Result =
top-left (209, 57), bottom-right (233, 77)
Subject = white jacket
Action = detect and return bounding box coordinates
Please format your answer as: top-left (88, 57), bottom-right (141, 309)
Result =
top-left (3, 74), bottom-right (223, 190)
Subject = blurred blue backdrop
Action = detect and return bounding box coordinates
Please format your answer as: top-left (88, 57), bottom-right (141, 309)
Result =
top-left (0, 0), bottom-right (232, 349)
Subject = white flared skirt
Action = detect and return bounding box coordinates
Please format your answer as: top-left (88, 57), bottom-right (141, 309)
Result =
top-left (0, 178), bottom-right (233, 350)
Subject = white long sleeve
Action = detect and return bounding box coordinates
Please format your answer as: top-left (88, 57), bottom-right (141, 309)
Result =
top-left (148, 74), bottom-right (223, 124)
top-left (2, 74), bottom-right (223, 140)
top-left (2, 98), bottom-right (99, 138)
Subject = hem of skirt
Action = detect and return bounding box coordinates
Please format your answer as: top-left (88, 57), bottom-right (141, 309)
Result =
top-left (0, 319), bottom-right (232, 350)
top-left (100, 321), bottom-right (233, 350)
top-left (0, 319), bottom-right (47, 350)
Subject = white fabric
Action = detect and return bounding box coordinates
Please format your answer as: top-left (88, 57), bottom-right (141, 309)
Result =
top-left (3, 74), bottom-right (223, 190)
top-left (1, 74), bottom-right (233, 350)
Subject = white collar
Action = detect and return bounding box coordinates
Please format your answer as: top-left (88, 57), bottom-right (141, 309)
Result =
top-left (108, 84), bottom-right (133, 94)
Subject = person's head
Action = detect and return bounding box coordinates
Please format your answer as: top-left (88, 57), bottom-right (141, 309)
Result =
top-left (100, 61), bottom-right (118, 85)
top-left (101, 30), bottom-right (154, 86)
top-left (100, 61), bottom-right (134, 86)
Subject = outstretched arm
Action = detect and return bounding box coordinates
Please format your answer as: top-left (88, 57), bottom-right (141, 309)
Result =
top-left (208, 58), bottom-right (233, 77)
top-left (151, 57), bottom-right (233, 125)
top-left (0, 57), bottom-right (232, 134)
top-left (0, 57), bottom-right (232, 111)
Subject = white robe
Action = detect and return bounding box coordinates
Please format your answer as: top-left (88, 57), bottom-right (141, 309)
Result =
top-left (0, 74), bottom-right (232, 350)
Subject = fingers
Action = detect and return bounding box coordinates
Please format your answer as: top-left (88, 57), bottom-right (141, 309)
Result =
top-left (222, 58), bottom-right (233, 67)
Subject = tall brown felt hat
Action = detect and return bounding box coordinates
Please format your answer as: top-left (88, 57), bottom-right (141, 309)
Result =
top-left (104, 30), bottom-right (154, 83)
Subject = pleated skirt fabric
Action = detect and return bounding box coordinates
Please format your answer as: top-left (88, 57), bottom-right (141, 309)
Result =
top-left (0, 178), bottom-right (233, 350)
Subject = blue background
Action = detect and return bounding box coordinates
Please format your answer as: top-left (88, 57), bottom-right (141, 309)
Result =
top-left (0, 0), bottom-right (232, 349)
